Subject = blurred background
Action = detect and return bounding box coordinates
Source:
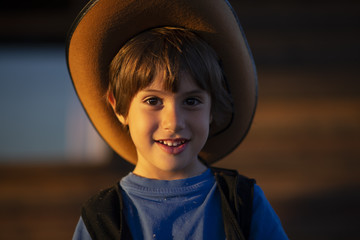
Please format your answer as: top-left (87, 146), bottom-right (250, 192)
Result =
top-left (0, 0), bottom-right (359, 239)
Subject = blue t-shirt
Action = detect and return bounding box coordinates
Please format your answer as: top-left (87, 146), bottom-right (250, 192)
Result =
top-left (73, 169), bottom-right (288, 239)
top-left (120, 169), bottom-right (225, 239)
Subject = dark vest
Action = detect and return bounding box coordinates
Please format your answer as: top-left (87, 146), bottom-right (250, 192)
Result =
top-left (81, 167), bottom-right (255, 240)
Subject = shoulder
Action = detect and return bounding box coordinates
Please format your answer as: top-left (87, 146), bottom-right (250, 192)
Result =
top-left (252, 185), bottom-right (278, 219)
top-left (210, 166), bottom-right (255, 239)
top-left (210, 166), bottom-right (255, 194)
top-left (210, 166), bottom-right (255, 182)
top-left (251, 184), bottom-right (282, 223)
top-left (250, 185), bottom-right (288, 240)
top-left (82, 184), bottom-right (122, 219)
top-left (81, 184), bottom-right (124, 239)
top-left (83, 185), bottom-right (121, 209)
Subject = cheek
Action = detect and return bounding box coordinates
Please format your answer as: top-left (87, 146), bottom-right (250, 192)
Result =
top-left (191, 112), bottom-right (211, 134)
top-left (127, 112), bottom-right (157, 141)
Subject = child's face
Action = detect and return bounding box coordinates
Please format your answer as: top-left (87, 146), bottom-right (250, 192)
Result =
top-left (116, 71), bottom-right (211, 180)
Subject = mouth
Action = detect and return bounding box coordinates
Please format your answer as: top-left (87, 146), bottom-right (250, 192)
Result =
top-left (156, 139), bottom-right (188, 147)
top-left (155, 138), bottom-right (189, 154)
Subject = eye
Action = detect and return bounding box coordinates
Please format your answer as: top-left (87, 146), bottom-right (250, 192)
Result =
top-left (184, 97), bottom-right (201, 106)
top-left (144, 97), bottom-right (162, 106)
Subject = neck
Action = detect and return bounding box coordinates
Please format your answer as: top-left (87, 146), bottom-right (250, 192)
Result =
top-left (133, 160), bottom-right (207, 180)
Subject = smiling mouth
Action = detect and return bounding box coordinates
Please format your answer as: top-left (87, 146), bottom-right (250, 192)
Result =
top-left (156, 139), bottom-right (188, 147)
top-left (155, 139), bottom-right (189, 155)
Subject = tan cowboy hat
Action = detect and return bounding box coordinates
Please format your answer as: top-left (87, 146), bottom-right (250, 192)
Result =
top-left (66, 0), bottom-right (257, 165)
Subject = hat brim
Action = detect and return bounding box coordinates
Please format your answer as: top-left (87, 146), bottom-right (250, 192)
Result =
top-left (66, 0), bottom-right (257, 165)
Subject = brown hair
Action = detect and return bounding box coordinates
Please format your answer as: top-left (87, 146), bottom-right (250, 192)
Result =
top-left (108, 26), bottom-right (232, 128)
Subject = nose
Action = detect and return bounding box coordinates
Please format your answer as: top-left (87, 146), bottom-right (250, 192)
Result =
top-left (161, 102), bottom-right (185, 133)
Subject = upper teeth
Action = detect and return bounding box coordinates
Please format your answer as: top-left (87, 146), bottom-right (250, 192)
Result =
top-left (158, 140), bottom-right (186, 147)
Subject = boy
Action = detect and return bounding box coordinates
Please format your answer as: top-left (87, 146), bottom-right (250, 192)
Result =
top-left (67, 0), bottom-right (288, 239)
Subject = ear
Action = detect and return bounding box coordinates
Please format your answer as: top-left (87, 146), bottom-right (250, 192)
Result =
top-left (108, 91), bottom-right (128, 125)
top-left (107, 91), bottom-right (116, 108)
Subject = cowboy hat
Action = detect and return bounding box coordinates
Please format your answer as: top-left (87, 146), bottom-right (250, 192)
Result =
top-left (66, 0), bottom-right (257, 165)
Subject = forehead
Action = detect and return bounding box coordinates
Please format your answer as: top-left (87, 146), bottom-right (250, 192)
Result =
top-left (144, 70), bottom-right (206, 94)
